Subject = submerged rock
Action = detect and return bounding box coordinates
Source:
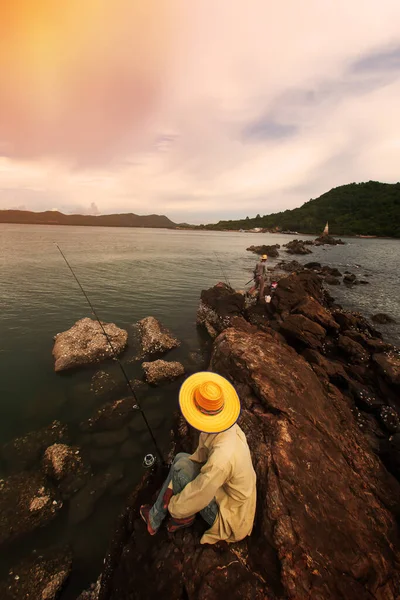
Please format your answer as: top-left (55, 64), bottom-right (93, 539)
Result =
top-left (324, 275), bottom-right (341, 285)
top-left (90, 371), bottom-right (119, 396)
top-left (0, 472), bottom-right (62, 546)
top-left (246, 244), bottom-right (280, 257)
top-left (284, 239), bottom-right (313, 255)
top-left (372, 313), bottom-right (397, 324)
top-left (142, 360), bottom-right (185, 385)
top-left (343, 273), bottom-right (356, 284)
top-left (80, 397), bottom-right (138, 433)
top-left (1, 421), bottom-right (67, 474)
top-left (0, 548), bottom-right (72, 600)
top-left (53, 318), bottom-right (127, 372)
top-left (69, 465), bottom-right (124, 524)
top-left (137, 316), bottom-right (180, 356)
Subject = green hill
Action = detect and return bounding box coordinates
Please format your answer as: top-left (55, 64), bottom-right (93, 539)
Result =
top-left (203, 181), bottom-right (400, 237)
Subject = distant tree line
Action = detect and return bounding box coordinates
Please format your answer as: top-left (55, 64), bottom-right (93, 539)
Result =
top-left (200, 181), bottom-right (400, 238)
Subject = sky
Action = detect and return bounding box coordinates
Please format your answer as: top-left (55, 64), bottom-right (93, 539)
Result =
top-left (1, 1), bottom-right (400, 224)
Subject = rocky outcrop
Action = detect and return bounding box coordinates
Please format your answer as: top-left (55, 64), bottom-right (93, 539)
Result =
top-left (343, 273), bottom-right (356, 284)
top-left (53, 318), bottom-right (127, 372)
top-left (137, 316), bottom-right (180, 356)
top-left (1, 421), bottom-right (67, 474)
top-left (98, 321), bottom-right (400, 600)
top-left (0, 471), bottom-right (62, 545)
top-left (372, 313), bottom-right (397, 324)
top-left (197, 282), bottom-right (245, 334)
top-left (0, 548), bottom-right (72, 600)
top-left (284, 239), bottom-right (313, 255)
top-left (314, 234), bottom-right (345, 245)
top-left (85, 276), bottom-right (400, 600)
top-left (246, 244), bottom-right (280, 257)
top-left (142, 360), bottom-right (185, 385)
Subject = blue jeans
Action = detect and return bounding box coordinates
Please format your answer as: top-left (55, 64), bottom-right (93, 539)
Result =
top-left (149, 452), bottom-right (219, 531)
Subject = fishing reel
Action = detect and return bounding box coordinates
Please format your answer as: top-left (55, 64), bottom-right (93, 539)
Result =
top-left (143, 453), bottom-right (156, 468)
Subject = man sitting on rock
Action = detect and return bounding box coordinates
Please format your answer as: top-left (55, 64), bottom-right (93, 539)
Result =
top-left (140, 372), bottom-right (257, 544)
top-left (248, 254), bottom-right (267, 300)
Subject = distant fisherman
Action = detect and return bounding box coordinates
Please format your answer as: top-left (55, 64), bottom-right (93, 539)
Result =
top-left (249, 254), bottom-right (268, 300)
top-left (140, 372), bottom-right (257, 544)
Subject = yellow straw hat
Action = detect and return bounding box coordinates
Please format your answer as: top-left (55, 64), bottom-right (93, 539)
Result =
top-left (261, 254), bottom-right (268, 260)
top-left (179, 372), bottom-right (241, 433)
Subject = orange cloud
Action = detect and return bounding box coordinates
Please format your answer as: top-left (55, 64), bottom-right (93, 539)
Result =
top-left (0, 0), bottom-right (175, 164)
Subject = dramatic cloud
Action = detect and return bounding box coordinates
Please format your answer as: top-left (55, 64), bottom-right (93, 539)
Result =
top-left (0, 0), bottom-right (400, 222)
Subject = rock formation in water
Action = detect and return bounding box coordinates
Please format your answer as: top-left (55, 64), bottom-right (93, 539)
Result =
top-left (137, 316), bottom-right (180, 356)
top-left (142, 360), bottom-right (185, 385)
top-left (284, 239), bottom-right (313, 255)
top-left (93, 272), bottom-right (400, 600)
top-left (52, 318), bottom-right (128, 372)
top-left (246, 244), bottom-right (280, 257)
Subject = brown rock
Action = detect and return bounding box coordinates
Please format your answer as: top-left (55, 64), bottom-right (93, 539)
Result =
top-left (197, 283), bottom-right (245, 333)
top-left (324, 275), bottom-right (341, 285)
top-left (142, 360), bottom-right (185, 385)
top-left (338, 335), bottom-right (370, 365)
top-left (137, 316), bottom-right (180, 356)
top-left (99, 326), bottom-right (400, 600)
top-left (280, 314), bottom-right (326, 349)
top-left (373, 352), bottom-right (400, 387)
top-left (293, 296), bottom-right (340, 331)
top-left (53, 318), bottom-right (127, 372)
top-left (284, 239), bottom-right (313, 255)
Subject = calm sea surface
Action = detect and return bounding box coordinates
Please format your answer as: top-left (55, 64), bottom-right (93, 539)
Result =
top-left (0, 224), bottom-right (399, 597)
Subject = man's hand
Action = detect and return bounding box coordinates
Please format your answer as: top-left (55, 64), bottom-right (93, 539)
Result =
top-left (162, 487), bottom-right (174, 510)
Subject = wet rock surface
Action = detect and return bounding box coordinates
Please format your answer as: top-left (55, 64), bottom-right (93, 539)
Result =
top-left (0, 471), bottom-right (62, 545)
top-left (246, 244), bottom-right (280, 257)
top-left (137, 316), bottom-right (180, 356)
top-left (274, 259), bottom-right (303, 272)
top-left (53, 318), bottom-right (128, 372)
top-left (197, 282), bottom-right (245, 333)
top-left (0, 548), bottom-right (72, 600)
top-left (1, 421), bottom-right (67, 474)
top-left (142, 360), bottom-right (185, 385)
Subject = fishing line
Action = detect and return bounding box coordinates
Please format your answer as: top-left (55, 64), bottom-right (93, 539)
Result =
top-left (55, 243), bottom-right (165, 466)
top-left (213, 251), bottom-right (232, 288)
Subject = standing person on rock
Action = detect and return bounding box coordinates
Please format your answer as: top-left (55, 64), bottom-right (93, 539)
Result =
top-left (249, 254), bottom-right (268, 300)
top-left (140, 372), bottom-right (257, 544)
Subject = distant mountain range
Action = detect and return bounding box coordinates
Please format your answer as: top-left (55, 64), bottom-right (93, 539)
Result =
top-left (0, 210), bottom-right (177, 229)
top-left (201, 181), bottom-right (400, 238)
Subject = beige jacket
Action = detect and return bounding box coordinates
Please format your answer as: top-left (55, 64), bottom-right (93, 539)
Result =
top-left (168, 424), bottom-right (257, 544)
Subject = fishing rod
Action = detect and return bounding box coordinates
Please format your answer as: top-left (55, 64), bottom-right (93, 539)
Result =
top-left (213, 251), bottom-right (232, 288)
top-left (55, 244), bottom-right (165, 467)
top-left (245, 277), bottom-right (254, 286)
